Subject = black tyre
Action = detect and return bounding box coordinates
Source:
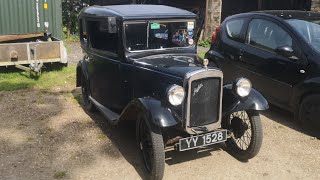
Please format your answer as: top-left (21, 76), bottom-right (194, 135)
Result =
top-left (136, 113), bottom-right (165, 180)
top-left (224, 110), bottom-right (263, 161)
top-left (81, 74), bottom-right (96, 112)
top-left (299, 95), bottom-right (320, 128)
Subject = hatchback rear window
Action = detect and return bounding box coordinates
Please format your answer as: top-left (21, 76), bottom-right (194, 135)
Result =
top-left (226, 19), bottom-right (244, 42)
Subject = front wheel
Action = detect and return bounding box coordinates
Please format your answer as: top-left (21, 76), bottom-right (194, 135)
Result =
top-left (136, 113), bottom-right (165, 180)
top-left (223, 110), bottom-right (263, 161)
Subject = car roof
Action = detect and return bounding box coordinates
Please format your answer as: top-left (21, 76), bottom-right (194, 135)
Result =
top-left (228, 10), bottom-right (320, 20)
top-left (80, 5), bottom-right (196, 20)
top-left (256, 10), bottom-right (320, 19)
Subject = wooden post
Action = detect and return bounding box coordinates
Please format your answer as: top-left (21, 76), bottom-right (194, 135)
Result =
top-left (204, 0), bottom-right (222, 40)
top-left (258, 0), bottom-right (263, 10)
top-left (311, 0), bottom-right (320, 11)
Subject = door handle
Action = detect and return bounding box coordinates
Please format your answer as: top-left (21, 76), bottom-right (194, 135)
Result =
top-left (238, 49), bottom-right (244, 61)
top-left (239, 55), bottom-right (243, 61)
top-left (300, 69), bottom-right (306, 74)
top-left (239, 49), bottom-right (245, 55)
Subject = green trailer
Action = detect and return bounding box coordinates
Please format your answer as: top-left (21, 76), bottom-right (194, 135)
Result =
top-left (0, 0), bottom-right (67, 73)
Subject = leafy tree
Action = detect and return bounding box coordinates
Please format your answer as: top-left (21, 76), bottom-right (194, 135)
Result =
top-left (62, 0), bottom-right (89, 37)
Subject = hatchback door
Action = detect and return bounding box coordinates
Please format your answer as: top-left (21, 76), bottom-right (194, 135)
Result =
top-left (238, 18), bottom-right (308, 107)
top-left (216, 17), bottom-right (249, 84)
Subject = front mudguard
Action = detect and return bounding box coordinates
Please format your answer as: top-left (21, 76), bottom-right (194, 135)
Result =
top-left (76, 59), bottom-right (89, 87)
top-left (222, 84), bottom-right (269, 116)
top-left (119, 97), bottom-right (180, 129)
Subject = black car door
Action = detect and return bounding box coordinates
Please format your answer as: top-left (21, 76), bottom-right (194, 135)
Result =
top-left (238, 18), bottom-right (308, 107)
top-left (217, 17), bottom-right (249, 84)
top-left (87, 19), bottom-right (126, 111)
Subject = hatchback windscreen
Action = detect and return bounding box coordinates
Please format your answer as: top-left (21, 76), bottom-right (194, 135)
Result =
top-left (125, 21), bottom-right (195, 51)
top-left (287, 19), bottom-right (320, 52)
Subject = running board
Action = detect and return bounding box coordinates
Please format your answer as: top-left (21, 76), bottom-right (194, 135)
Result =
top-left (89, 96), bottom-right (120, 125)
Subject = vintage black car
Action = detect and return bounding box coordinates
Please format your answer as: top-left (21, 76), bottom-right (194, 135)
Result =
top-left (206, 11), bottom-right (320, 128)
top-left (76, 5), bottom-right (268, 180)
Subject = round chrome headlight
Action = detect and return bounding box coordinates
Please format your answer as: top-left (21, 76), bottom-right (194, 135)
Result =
top-left (167, 85), bottom-right (185, 106)
top-left (234, 78), bottom-right (252, 97)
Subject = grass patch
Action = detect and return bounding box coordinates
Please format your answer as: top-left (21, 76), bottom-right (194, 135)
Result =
top-left (198, 38), bottom-right (211, 48)
top-left (97, 132), bottom-right (107, 140)
top-left (53, 171), bottom-right (67, 179)
top-left (63, 32), bottom-right (80, 42)
top-left (198, 51), bottom-right (206, 60)
top-left (0, 64), bottom-right (76, 92)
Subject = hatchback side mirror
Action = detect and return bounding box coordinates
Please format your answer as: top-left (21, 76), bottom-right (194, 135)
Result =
top-left (275, 46), bottom-right (294, 58)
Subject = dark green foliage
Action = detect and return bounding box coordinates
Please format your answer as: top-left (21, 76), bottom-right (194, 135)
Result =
top-left (62, 0), bottom-right (89, 37)
top-left (198, 38), bottom-right (211, 48)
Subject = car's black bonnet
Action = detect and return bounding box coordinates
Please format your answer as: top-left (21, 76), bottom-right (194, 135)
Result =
top-left (132, 54), bottom-right (204, 78)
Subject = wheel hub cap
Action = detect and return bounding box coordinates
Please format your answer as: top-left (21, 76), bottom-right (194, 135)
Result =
top-left (231, 117), bottom-right (248, 139)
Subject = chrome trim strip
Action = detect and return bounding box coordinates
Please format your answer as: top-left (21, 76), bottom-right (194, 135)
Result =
top-left (185, 69), bottom-right (224, 135)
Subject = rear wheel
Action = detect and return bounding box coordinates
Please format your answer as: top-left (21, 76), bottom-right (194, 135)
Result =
top-left (81, 74), bottom-right (96, 112)
top-left (224, 110), bottom-right (263, 161)
top-left (136, 113), bottom-right (165, 180)
top-left (299, 95), bottom-right (320, 128)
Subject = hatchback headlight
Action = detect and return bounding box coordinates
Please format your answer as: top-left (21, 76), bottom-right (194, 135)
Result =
top-left (167, 85), bottom-right (185, 106)
top-left (233, 78), bottom-right (252, 97)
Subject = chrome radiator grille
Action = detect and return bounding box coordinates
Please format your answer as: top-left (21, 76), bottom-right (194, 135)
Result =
top-left (185, 69), bottom-right (223, 134)
top-left (189, 78), bottom-right (221, 127)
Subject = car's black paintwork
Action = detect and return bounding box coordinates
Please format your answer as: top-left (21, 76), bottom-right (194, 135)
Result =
top-left (206, 10), bottom-right (320, 113)
top-left (76, 5), bottom-right (268, 131)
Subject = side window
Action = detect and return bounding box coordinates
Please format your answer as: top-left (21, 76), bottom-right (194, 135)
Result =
top-left (246, 19), bottom-right (292, 53)
top-left (80, 19), bottom-right (87, 44)
top-left (226, 19), bottom-right (245, 42)
top-left (87, 20), bottom-right (118, 54)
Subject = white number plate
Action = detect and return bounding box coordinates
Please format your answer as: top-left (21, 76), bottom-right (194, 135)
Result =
top-left (179, 130), bottom-right (227, 151)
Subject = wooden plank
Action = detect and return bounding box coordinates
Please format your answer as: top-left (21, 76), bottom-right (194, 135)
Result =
top-left (0, 33), bottom-right (43, 42)
top-left (0, 58), bottom-right (62, 66)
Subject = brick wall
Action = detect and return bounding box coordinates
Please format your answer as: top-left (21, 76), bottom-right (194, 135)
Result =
top-left (203, 0), bottom-right (222, 39)
top-left (311, 0), bottom-right (320, 11)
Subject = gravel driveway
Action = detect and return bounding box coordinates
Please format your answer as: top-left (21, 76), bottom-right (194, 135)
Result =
top-left (0, 87), bottom-right (319, 180)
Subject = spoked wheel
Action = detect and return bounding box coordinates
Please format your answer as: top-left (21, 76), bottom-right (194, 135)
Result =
top-left (81, 74), bottom-right (96, 112)
top-left (136, 113), bottom-right (165, 180)
top-left (224, 110), bottom-right (263, 161)
top-left (299, 95), bottom-right (320, 128)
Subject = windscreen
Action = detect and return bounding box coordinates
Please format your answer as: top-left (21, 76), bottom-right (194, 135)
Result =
top-left (125, 21), bottom-right (195, 51)
top-left (287, 19), bottom-right (320, 52)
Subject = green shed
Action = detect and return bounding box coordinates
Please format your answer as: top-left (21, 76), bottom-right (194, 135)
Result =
top-left (0, 0), bottom-right (63, 39)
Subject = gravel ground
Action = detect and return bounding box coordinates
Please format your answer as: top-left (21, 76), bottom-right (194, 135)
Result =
top-left (0, 43), bottom-right (319, 180)
top-left (0, 89), bottom-right (319, 180)
top-left (64, 42), bottom-right (83, 65)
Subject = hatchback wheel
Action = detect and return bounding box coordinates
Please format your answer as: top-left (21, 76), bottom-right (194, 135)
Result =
top-left (299, 95), bottom-right (320, 128)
